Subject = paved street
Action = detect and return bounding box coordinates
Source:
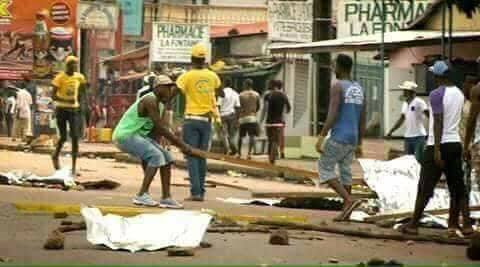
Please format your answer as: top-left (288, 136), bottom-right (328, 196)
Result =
top-left (0, 149), bottom-right (474, 264)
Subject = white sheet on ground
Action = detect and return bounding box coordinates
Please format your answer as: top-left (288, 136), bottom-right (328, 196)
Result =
top-left (81, 206), bottom-right (212, 253)
top-left (216, 197), bottom-right (281, 206)
top-left (359, 156), bottom-right (480, 219)
top-left (0, 167), bottom-right (75, 187)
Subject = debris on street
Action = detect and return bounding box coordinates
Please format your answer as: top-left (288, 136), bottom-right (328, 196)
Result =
top-left (44, 230), bottom-right (65, 250)
top-left (269, 229), bottom-right (289, 245)
top-left (167, 247), bottom-right (195, 257)
top-left (53, 212), bottom-right (68, 219)
top-left (467, 232), bottom-right (480, 260)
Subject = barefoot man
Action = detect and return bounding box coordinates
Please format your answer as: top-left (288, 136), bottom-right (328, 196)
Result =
top-left (113, 75), bottom-right (193, 208)
top-left (51, 56), bottom-right (86, 176)
top-left (316, 54), bottom-right (366, 221)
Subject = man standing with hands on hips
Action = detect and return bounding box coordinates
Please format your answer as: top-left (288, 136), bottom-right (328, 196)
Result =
top-left (176, 43), bottom-right (221, 202)
top-left (316, 54), bottom-right (366, 221)
top-left (387, 81), bottom-right (429, 162)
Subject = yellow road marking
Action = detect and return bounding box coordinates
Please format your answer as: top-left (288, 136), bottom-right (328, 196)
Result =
top-left (14, 202), bottom-right (308, 223)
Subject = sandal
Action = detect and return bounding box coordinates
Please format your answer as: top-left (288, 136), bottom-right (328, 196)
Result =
top-left (333, 199), bottom-right (364, 222)
top-left (447, 228), bottom-right (458, 238)
top-left (461, 226), bottom-right (475, 237)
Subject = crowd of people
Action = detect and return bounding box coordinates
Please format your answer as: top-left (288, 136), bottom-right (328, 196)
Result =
top-left (0, 75), bottom-right (34, 142)
top-left (111, 43), bottom-right (292, 207)
top-left (317, 54), bottom-right (480, 232)
top-left (3, 43), bottom-right (479, 236)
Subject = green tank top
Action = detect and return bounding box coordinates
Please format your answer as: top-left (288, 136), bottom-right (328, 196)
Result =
top-left (112, 92), bottom-right (164, 141)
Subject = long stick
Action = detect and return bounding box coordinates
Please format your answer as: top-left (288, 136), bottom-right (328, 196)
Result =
top-left (365, 205), bottom-right (480, 223)
top-left (253, 220), bottom-right (468, 246)
top-left (191, 149), bottom-right (365, 185)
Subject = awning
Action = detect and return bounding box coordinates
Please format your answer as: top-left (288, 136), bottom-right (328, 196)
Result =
top-left (269, 30), bottom-right (480, 54)
top-left (118, 71), bottom-right (148, 81)
top-left (100, 45), bottom-right (149, 64)
top-left (211, 22), bottom-right (267, 39)
top-left (216, 61), bottom-right (282, 77)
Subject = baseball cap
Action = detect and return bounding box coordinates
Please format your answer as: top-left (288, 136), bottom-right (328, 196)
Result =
top-left (429, 60), bottom-right (449, 76)
top-left (143, 72), bottom-right (156, 84)
top-left (152, 74), bottom-right (174, 87)
top-left (398, 81), bottom-right (418, 91)
top-left (65, 55), bottom-right (78, 63)
top-left (191, 43), bottom-right (207, 58)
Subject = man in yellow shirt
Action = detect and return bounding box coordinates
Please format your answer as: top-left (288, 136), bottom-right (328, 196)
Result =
top-left (176, 43), bottom-right (221, 201)
top-left (51, 55), bottom-right (86, 176)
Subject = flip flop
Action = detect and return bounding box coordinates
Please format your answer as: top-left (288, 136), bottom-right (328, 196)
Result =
top-left (333, 199), bottom-right (364, 222)
top-left (447, 228), bottom-right (458, 238)
top-left (461, 227), bottom-right (475, 237)
top-left (397, 223), bottom-right (419, 235)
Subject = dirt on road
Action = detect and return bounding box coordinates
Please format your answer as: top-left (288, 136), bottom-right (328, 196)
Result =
top-left (0, 150), bottom-right (474, 265)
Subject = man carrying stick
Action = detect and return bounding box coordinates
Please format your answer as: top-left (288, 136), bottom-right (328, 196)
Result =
top-left (113, 75), bottom-right (193, 208)
top-left (176, 43), bottom-right (221, 201)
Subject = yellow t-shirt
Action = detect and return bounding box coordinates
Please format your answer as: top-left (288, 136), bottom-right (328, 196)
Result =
top-left (176, 68), bottom-right (221, 117)
top-left (52, 72), bottom-right (86, 109)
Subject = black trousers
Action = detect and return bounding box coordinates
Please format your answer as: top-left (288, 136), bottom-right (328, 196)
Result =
top-left (5, 114), bottom-right (14, 137)
top-left (56, 108), bottom-right (81, 141)
top-left (418, 143), bottom-right (466, 201)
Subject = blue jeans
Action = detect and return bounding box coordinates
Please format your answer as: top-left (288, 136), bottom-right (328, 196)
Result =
top-left (404, 136), bottom-right (426, 162)
top-left (183, 119), bottom-right (212, 196)
top-left (116, 135), bottom-right (173, 167)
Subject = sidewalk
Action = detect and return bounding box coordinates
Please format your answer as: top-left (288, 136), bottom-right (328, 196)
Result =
top-left (0, 136), bottom-right (403, 179)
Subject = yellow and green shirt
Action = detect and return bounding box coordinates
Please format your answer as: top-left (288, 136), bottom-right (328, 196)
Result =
top-left (52, 71), bottom-right (86, 109)
top-left (176, 68), bottom-right (221, 117)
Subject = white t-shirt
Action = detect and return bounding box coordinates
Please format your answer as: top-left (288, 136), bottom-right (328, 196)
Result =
top-left (136, 85), bottom-right (151, 100)
top-left (427, 86), bottom-right (465, 145)
top-left (16, 89), bottom-right (32, 119)
top-left (6, 96), bottom-right (16, 114)
top-left (218, 87), bottom-right (240, 117)
top-left (401, 97), bottom-right (428, 138)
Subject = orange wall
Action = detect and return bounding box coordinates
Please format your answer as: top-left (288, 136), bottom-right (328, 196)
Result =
top-left (0, 0), bottom-right (77, 35)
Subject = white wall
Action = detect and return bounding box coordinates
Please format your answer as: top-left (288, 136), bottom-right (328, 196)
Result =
top-left (209, 0), bottom-right (266, 7)
top-left (283, 58), bottom-right (312, 137)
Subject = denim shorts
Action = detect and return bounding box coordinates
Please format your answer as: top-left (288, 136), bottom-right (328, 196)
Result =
top-left (116, 135), bottom-right (173, 168)
top-left (317, 138), bottom-right (355, 185)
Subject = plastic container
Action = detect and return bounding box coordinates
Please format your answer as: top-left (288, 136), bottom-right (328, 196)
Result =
top-left (97, 128), bottom-right (112, 143)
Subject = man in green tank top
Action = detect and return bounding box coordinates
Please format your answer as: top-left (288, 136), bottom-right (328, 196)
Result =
top-left (113, 75), bottom-right (193, 208)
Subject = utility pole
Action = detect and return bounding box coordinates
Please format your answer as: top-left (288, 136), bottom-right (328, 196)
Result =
top-left (312, 0), bottom-right (332, 134)
top-left (380, 0), bottom-right (385, 137)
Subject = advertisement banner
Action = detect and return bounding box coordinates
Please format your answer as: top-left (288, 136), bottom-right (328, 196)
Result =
top-left (337, 0), bottom-right (432, 38)
top-left (267, 1), bottom-right (313, 43)
top-left (118, 0), bottom-right (143, 36)
top-left (77, 1), bottom-right (118, 30)
top-left (151, 22), bottom-right (210, 63)
top-left (0, 0), bottom-right (77, 79)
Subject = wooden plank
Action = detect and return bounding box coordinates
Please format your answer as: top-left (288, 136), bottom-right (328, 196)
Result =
top-left (192, 149), bottom-right (365, 184)
top-left (252, 190), bottom-right (376, 199)
top-left (194, 174), bottom-right (375, 199)
top-left (364, 205), bottom-right (480, 223)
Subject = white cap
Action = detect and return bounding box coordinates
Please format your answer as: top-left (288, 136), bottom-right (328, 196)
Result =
top-left (398, 81), bottom-right (418, 92)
